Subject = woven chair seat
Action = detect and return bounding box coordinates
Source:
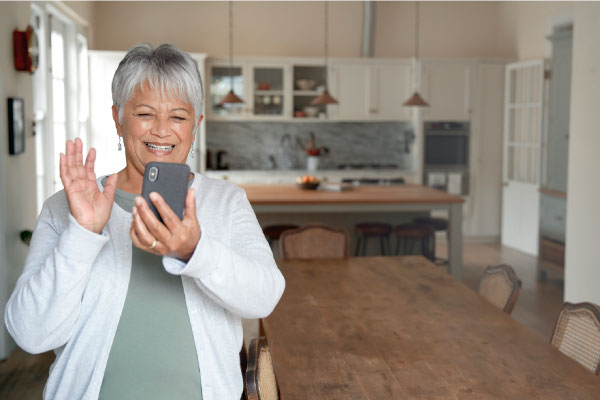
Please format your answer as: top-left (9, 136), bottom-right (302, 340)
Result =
top-left (551, 302), bottom-right (600, 374)
top-left (478, 264), bottom-right (522, 314)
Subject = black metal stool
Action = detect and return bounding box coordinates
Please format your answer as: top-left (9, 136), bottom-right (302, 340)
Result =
top-left (413, 217), bottom-right (448, 263)
top-left (262, 224), bottom-right (299, 249)
top-left (354, 223), bottom-right (393, 256)
top-left (394, 224), bottom-right (435, 260)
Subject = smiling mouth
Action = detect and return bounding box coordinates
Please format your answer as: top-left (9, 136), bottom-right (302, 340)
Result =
top-left (145, 142), bottom-right (175, 152)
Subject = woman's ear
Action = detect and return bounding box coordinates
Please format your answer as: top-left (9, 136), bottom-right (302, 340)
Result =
top-left (112, 105), bottom-right (122, 135)
top-left (196, 114), bottom-right (204, 127)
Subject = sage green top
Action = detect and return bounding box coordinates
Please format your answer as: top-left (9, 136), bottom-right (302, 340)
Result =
top-left (99, 184), bottom-right (202, 399)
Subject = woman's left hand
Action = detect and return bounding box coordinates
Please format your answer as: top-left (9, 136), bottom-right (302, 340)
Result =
top-left (130, 189), bottom-right (200, 262)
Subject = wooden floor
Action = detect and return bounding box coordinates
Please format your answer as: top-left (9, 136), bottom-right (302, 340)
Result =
top-left (0, 243), bottom-right (564, 398)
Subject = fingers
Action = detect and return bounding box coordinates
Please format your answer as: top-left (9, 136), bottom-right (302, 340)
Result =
top-left (103, 173), bottom-right (118, 202)
top-left (59, 153), bottom-right (71, 187)
top-left (134, 196), bottom-right (170, 242)
top-left (130, 218), bottom-right (162, 254)
top-left (132, 206), bottom-right (157, 246)
top-left (84, 147), bottom-right (96, 180)
top-left (148, 192), bottom-right (180, 231)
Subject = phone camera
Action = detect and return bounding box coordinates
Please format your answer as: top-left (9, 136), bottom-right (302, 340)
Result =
top-left (148, 166), bottom-right (159, 182)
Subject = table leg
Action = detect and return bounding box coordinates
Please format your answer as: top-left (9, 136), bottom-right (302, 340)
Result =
top-left (448, 203), bottom-right (463, 279)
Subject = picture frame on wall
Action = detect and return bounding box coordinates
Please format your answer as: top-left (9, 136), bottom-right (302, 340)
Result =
top-left (7, 97), bottom-right (25, 155)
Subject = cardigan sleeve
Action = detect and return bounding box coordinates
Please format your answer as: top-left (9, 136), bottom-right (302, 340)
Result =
top-left (162, 190), bottom-right (285, 319)
top-left (4, 201), bottom-right (109, 354)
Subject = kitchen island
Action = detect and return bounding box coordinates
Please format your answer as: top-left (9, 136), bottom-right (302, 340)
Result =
top-left (241, 184), bottom-right (465, 278)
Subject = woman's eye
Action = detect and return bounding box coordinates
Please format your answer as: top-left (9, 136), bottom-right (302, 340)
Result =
top-left (172, 116), bottom-right (187, 121)
top-left (137, 113), bottom-right (153, 118)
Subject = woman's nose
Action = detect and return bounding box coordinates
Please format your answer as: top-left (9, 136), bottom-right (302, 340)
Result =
top-left (151, 117), bottom-right (170, 137)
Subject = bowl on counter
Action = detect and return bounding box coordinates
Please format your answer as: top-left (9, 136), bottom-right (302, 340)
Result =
top-left (296, 79), bottom-right (316, 91)
top-left (296, 175), bottom-right (320, 190)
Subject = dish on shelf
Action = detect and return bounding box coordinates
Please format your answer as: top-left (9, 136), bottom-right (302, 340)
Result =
top-left (303, 106), bottom-right (319, 118)
top-left (296, 79), bottom-right (316, 91)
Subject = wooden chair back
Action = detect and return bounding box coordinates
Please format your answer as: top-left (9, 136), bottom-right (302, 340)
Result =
top-left (478, 264), bottom-right (522, 314)
top-left (279, 224), bottom-right (350, 259)
top-left (246, 337), bottom-right (279, 400)
top-left (551, 302), bottom-right (600, 374)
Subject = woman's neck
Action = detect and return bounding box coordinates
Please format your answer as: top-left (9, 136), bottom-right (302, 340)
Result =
top-left (116, 166), bottom-right (143, 194)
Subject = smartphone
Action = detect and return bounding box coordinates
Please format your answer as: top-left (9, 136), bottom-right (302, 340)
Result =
top-left (141, 162), bottom-right (191, 223)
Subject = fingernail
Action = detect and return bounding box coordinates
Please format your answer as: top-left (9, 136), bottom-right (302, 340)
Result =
top-left (132, 206), bottom-right (137, 215)
top-left (150, 192), bottom-right (158, 201)
top-left (135, 197), bottom-right (143, 205)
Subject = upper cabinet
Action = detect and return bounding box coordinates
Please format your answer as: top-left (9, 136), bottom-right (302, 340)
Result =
top-left (420, 60), bottom-right (473, 121)
top-left (205, 57), bottom-right (413, 122)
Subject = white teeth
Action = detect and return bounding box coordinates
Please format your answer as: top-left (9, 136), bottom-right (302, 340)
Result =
top-left (145, 143), bottom-right (174, 151)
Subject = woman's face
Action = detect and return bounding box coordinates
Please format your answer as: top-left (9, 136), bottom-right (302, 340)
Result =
top-left (112, 81), bottom-right (202, 178)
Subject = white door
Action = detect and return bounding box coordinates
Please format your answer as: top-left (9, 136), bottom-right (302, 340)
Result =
top-left (501, 60), bottom-right (545, 255)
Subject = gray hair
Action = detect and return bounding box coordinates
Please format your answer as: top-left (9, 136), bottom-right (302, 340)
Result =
top-left (111, 43), bottom-right (204, 129)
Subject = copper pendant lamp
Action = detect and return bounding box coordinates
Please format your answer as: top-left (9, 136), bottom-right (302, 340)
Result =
top-left (312, 1), bottom-right (338, 105)
top-left (219, 1), bottom-right (243, 105)
top-left (404, 1), bottom-right (429, 107)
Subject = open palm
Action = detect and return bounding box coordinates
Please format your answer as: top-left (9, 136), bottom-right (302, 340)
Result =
top-left (59, 138), bottom-right (117, 234)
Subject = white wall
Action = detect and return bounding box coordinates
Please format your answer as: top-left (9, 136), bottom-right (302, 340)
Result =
top-left (0, 2), bottom-right (37, 360)
top-left (564, 3), bottom-right (600, 305)
top-left (91, 1), bottom-right (510, 58)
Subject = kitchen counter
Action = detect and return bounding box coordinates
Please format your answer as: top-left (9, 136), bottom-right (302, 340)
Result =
top-left (204, 169), bottom-right (420, 185)
top-left (241, 184), bottom-right (465, 278)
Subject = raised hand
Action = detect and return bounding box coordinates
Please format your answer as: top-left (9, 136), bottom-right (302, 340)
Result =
top-left (59, 138), bottom-right (117, 234)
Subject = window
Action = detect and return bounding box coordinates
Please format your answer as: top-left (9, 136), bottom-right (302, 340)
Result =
top-left (31, 3), bottom-right (89, 212)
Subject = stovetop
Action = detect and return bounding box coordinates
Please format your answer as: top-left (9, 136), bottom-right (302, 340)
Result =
top-left (341, 177), bottom-right (405, 186)
top-left (336, 163), bottom-right (399, 170)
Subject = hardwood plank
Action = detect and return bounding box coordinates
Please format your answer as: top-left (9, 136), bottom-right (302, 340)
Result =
top-left (263, 256), bottom-right (600, 399)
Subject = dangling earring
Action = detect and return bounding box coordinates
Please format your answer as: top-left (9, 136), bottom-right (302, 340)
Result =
top-left (118, 137), bottom-right (122, 151)
top-left (190, 147), bottom-right (195, 158)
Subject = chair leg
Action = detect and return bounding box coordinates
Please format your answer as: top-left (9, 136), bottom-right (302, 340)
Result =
top-left (361, 236), bottom-right (368, 256)
top-left (385, 235), bottom-right (391, 256)
top-left (395, 236), bottom-right (401, 255)
top-left (355, 237), bottom-right (362, 257)
top-left (379, 236), bottom-right (386, 256)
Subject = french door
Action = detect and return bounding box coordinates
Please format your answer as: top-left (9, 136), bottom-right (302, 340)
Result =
top-left (501, 60), bottom-right (545, 255)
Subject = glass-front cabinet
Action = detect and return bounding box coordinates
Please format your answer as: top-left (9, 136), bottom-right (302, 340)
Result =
top-left (252, 66), bottom-right (288, 118)
top-left (208, 64), bottom-right (245, 118)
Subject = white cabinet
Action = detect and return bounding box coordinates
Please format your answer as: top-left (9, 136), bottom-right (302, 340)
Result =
top-left (420, 61), bottom-right (473, 121)
top-left (328, 62), bottom-right (412, 121)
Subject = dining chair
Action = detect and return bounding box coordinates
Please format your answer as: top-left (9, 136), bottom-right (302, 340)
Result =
top-left (551, 302), bottom-right (600, 374)
top-left (279, 224), bottom-right (350, 259)
top-left (478, 264), bottom-right (522, 314)
top-left (246, 336), bottom-right (280, 400)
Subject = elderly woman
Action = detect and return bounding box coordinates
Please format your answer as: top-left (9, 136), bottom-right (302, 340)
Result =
top-left (5, 44), bottom-right (285, 399)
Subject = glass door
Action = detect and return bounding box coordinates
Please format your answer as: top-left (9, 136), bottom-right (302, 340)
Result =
top-left (253, 66), bottom-right (285, 117)
top-left (208, 65), bottom-right (245, 117)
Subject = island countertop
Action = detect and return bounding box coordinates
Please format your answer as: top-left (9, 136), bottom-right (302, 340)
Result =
top-left (240, 183), bottom-right (465, 205)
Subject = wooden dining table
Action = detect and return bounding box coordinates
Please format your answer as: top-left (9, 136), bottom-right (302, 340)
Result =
top-left (242, 184), bottom-right (465, 278)
top-left (262, 256), bottom-right (600, 399)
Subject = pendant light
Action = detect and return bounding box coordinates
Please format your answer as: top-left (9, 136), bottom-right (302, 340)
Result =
top-left (219, 1), bottom-right (243, 104)
top-left (312, 1), bottom-right (338, 105)
top-left (404, 1), bottom-right (429, 107)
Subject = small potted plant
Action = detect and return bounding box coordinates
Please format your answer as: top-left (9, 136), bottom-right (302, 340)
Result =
top-left (302, 132), bottom-right (329, 171)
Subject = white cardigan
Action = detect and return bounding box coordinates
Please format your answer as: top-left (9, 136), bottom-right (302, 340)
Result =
top-left (5, 174), bottom-right (285, 399)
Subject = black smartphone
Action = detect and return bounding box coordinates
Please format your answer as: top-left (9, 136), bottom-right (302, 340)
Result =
top-left (141, 162), bottom-right (191, 223)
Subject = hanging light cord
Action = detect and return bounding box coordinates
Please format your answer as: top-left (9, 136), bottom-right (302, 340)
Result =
top-left (229, 0), bottom-right (234, 89)
top-left (324, 1), bottom-right (329, 87)
top-left (414, 1), bottom-right (420, 62)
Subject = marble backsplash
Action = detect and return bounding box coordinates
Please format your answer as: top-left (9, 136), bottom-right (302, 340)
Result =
top-left (206, 121), bottom-right (415, 170)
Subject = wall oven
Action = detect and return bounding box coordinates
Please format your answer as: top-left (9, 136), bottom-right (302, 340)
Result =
top-left (423, 121), bottom-right (469, 195)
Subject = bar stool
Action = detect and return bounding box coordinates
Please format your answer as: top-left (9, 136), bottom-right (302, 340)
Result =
top-left (354, 223), bottom-right (393, 256)
top-left (394, 224), bottom-right (435, 260)
top-left (263, 224), bottom-right (299, 249)
top-left (413, 217), bottom-right (448, 263)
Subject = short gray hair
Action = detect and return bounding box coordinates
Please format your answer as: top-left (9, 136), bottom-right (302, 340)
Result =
top-left (111, 43), bottom-right (204, 128)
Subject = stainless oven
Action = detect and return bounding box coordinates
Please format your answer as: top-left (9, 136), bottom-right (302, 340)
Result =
top-left (423, 121), bottom-right (469, 195)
